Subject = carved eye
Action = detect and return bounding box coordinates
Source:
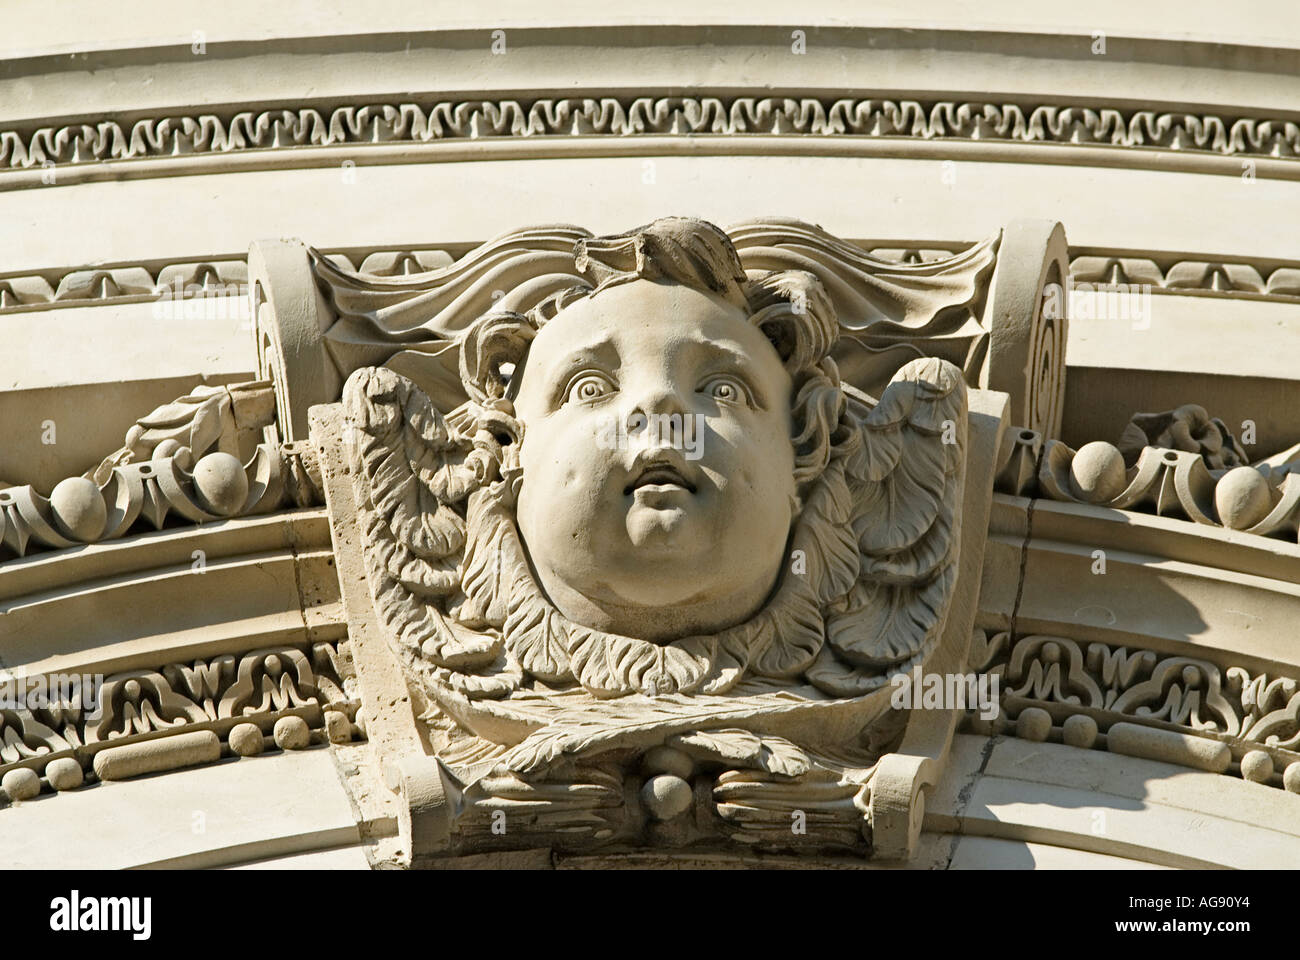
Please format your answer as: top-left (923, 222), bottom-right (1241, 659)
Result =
top-left (701, 376), bottom-right (749, 405)
top-left (565, 373), bottom-right (614, 404)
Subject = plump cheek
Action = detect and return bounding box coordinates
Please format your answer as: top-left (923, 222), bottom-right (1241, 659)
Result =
top-left (518, 417), bottom-right (620, 538)
top-left (702, 412), bottom-right (794, 494)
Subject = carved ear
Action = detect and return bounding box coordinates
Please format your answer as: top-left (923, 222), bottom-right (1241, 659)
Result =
top-left (459, 311), bottom-right (536, 404)
top-left (821, 357), bottom-right (967, 674)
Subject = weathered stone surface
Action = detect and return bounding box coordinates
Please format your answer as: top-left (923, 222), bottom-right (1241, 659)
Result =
top-left (2, 9), bottom-right (1298, 876)
top-left (2, 768), bottom-right (41, 801)
top-left (93, 730), bottom-right (222, 781)
top-left (44, 758), bottom-right (84, 792)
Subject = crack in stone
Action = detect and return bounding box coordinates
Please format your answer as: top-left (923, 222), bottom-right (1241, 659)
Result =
top-left (942, 436), bottom-right (1044, 868)
top-left (285, 516), bottom-right (311, 641)
top-left (943, 733), bottom-right (1000, 869)
top-left (1007, 441), bottom-right (1046, 648)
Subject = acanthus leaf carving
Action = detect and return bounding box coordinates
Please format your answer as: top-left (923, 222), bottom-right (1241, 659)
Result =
top-left (321, 216), bottom-right (1001, 861)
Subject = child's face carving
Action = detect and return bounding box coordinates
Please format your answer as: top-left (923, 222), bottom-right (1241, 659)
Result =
top-left (512, 279), bottom-right (798, 641)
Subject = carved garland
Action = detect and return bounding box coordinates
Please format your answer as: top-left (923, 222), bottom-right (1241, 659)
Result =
top-left (0, 442), bottom-right (322, 560)
top-left (0, 641), bottom-right (363, 802)
top-left (995, 428), bottom-right (1300, 542)
top-left (968, 630), bottom-right (1300, 793)
top-left (3, 98), bottom-right (1299, 170)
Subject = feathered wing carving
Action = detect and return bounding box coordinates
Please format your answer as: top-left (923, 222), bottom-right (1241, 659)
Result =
top-left (806, 356), bottom-right (967, 697)
top-left (343, 356), bottom-right (967, 706)
top-left (343, 367), bottom-right (501, 674)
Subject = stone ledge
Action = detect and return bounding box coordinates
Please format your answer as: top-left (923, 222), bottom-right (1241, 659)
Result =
top-left (0, 745), bottom-right (362, 869)
top-left (928, 734), bottom-right (1300, 869)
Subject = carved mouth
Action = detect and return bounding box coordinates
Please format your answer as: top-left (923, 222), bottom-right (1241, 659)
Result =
top-left (624, 464), bottom-right (697, 495)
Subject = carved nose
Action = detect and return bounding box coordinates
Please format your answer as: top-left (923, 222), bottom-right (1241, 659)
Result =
top-left (626, 388), bottom-right (686, 434)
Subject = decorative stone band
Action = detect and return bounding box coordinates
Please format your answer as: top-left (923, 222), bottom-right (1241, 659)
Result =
top-left (1071, 255), bottom-right (1300, 299)
top-left (0, 260), bottom-right (249, 311)
top-left (0, 441), bottom-right (322, 561)
top-left (995, 428), bottom-right (1300, 542)
top-left (966, 631), bottom-right (1300, 795)
top-left (6, 247), bottom-right (1299, 314)
top-left (1, 98), bottom-right (1298, 173)
top-left (0, 641), bottom-right (363, 802)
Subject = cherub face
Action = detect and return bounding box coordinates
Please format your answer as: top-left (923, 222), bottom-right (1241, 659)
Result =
top-left (512, 279), bottom-right (798, 642)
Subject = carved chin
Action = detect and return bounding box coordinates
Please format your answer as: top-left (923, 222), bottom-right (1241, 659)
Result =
top-left (624, 501), bottom-right (692, 547)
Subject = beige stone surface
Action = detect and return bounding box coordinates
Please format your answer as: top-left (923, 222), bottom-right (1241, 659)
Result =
top-left (6, 161), bottom-right (1300, 275)
top-left (941, 835), bottom-right (1171, 870)
top-left (0, 747), bottom-right (362, 869)
top-left (2, 2), bottom-right (1298, 872)
top-left (5, 4), bottom-right (1299, 129)
top-left (928, 735), bottom-right (1300, 869)
top-left (0, 511), bottom-right (343, 678)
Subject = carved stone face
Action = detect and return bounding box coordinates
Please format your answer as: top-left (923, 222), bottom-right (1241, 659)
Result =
top-left (512, 278), bottom-right (798, 642)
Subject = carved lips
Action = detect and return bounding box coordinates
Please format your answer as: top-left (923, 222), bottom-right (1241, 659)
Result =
top-left (623, 453), bottom-right (699, 501)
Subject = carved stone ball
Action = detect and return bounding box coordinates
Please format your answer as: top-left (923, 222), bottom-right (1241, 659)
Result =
top-left (324, 709), bottom-right (352, 744)
top-left (2, 767), bottom-right (40, 801)
top-left (1015, 707), bottom-right (1052, 742)
top-left (642, 745), bottom-right (694, 780)
top-left (48, 476), bottom-right (107, 542)
top-left (154, 439), bottom-right (196, 471)
top-left (228, 722), bottom-right (265, 757)
top-left (273, 715), bottom-right (311, 750)
top-left (45, 757), bottom-right (84, 791)
top-left (641, 773), bottom-right (693, 821)
top-left (152, 438), bottom-right (182, 460)
top-left (1214, 466), bottom-right (1272, 530)
top-left (1062, 714), bottom-right (1098, 749)
top-left (1284, 762), bottom-right (1300, 794)
top-left (1239, 749), bottom-right (1273, 784)
top-left (192, 452), bottom-right (249, 516)
top-left (1067, 441), bottom-right (1127, 504)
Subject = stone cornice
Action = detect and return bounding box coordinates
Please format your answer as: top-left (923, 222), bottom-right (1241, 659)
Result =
top-left (4, 244), bottom-right (1300, 314)
top-left (0, 640), bottom-right (362, 801)
top-left (1, 96), bottom-right (1297, 184)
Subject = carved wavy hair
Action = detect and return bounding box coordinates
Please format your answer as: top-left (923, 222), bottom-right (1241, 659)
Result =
top-left (428, 218), bottom-right (871, 697)
top-left (458, 216), bottom-right (846, 493)
top-left (348, 219), bottom-right (963, 700)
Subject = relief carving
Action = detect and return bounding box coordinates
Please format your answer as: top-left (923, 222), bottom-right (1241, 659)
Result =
top-left (972, 630), bottom-right (1300, 791)
top-left (996, 421), bottom-right (1300, 539)
top-left (315, 217), bottom-right (1016, 860)
top-left (5, 97), bottom-right (1299, 172)
top-left (0, 641), bottom-right (360, 800)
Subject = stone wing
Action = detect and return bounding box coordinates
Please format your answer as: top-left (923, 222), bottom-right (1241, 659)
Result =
top-left (810, 357), bottom-right (967, 694)
top-left (342, 366), bottom-right (500, 670)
